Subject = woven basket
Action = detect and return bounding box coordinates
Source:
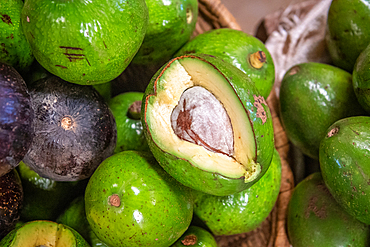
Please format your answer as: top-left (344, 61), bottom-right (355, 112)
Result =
top-left (115, 0), bottom-right (295, 246)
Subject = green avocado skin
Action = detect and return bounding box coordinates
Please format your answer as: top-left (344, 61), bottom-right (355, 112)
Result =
top-left (143, 54), bottom-right (274, 196)
top-left (108, 92), bottom-right (149, 153)
top-left (287, 172), bottom-right (370, 247)
top-left (175, 28), bottom-right (275, 99)
top-left (326, 0), bottom-right (370, 72)
top-left (133, 0), bottom-right (198, 65)
top-left (353, 43), bottom-right (370, 113)
top-left (171, 226), bottom-right (217, 247)
top-left (0, 220), bottom-right (90, 247)
top-left (84, 151), bottom-right (194, 247)
top-left (17, 161), bottom-right (87, 222)
top-left (279, 62), bottom-right (364, 159)
top-left (21, 0), bottom-right (148, 85)
top-left (0, 0), bottom-right (34, 73)
top-left (192, 148), bottom-right (281, 236)
top-left (319, 116), bottom-right (370, 225)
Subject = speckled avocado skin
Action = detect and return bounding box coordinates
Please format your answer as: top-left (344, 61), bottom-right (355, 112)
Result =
top-left (352, 43), bottom-right (370, 113)
top-left (84, 151), bottom-right (194, 247)
top-left (21, 0), bottom-right (148, 85)
top-left (319, 116), bottom-right (370, 225)
top-left (287, 172), bottom-right (370, 247)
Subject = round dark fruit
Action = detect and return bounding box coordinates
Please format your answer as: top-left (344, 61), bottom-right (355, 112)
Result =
top-left (0, 62), bottom-right (34, 176)
top-left (23, 76), bottom-right (116, 181)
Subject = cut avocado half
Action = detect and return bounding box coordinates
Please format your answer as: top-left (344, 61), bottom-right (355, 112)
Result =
top-left (0, 220), bottom-right (90, 247)
top-left (143, 54), bottom-right (274, 196)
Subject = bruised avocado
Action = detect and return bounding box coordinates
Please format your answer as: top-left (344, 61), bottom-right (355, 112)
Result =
top-left (0, 220), bottom-right (90, 247)
top-left (142, 54), bottom-right (274, 196)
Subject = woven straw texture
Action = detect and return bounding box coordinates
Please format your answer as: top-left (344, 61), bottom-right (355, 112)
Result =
top-left (115, 0), bottom-right (295, 246)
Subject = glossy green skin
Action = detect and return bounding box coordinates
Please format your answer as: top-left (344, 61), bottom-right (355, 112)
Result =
top-left (108, 92), bottom-right (149, 153)
top-left (326, 0), bottom-right (370, 72)
top-left (85, 151), bottom-right (194, 247)
top-left (287, 172), bottom-right (370, 246)
top-left (319, 116), bottom-right (370, 224)
top-left (0, 220), bottom-right (91, 247)
top-left (352, 43), bottom-right (370, 113)
top-left (279, 62), bottom-right (365, 159)
top-left (0, 0), bottom-right (33, 73)
top-left (132, 0), bottom-right (198, 65)
top-left (192, 148), bottom-right (281, 236)
top-left (21, 0), bottom-right (148, 85)
top-left (17, 161), bottom-right (87, 221)
top-left (175, 28), bottom-right (275, 99)
top-left (143, 54), bottom-right (274, 196)
top-left (171, 226), bottom-right (217, 247)
top-left (57, 196), bottom-right (109, 247)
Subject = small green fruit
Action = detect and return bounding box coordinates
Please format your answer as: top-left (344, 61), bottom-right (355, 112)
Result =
top-left (175, 28), bottom-right (275, 99)
top-left (319, 116), bottom-right (370, 224)
top-left (21, 0), bottom-right (148, 85)
top-left (108, 92), bottom-right (149, 153)
top-left (85, 151), bottom-right (194, 247)
top-left (142, 54), bottom-right (274, 196)
top-left (171, 226), bottom-right (217, 247)
top-left (287, 172), bottom-right (370, 246)
top-left (279, 62), bottom-right (364, 159)
top-left (192, 148), bottom-right (281, 236)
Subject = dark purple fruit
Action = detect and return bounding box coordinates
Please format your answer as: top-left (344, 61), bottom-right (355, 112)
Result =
top-left (23, 76), bottom-right (116, 181)
top-left (0, 62), bottom-right (34, 176)
top-left (0, 169), bottom-right (23, 238)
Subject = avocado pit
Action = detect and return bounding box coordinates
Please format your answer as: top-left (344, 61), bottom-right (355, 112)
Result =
top-left (171, 86), bottom-right (234, 156)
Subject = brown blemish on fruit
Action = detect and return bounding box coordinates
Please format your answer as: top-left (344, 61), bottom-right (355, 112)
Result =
top-left (109, 194), bottom-right (120, 207)
top-left (249, 51), bottom-right (266, 69)
top-left (289, 65), bottom-right (300, 75)
top-left (61, 116), bottom-right (73, 130)
top-left (305, 196), bottom-right (327, 219)
top-left (1, 14), bottom-right (12, 25)
top-left (181, 234), bottom-right (197, 246)
top-left (55, 65), bottom-right (67, 69)
top-left (128, 100), bottom-right (142, 120)
top-left (253, 95), bottom-right (267, 124)
top-left (327, 127), bottom-right (339, 137)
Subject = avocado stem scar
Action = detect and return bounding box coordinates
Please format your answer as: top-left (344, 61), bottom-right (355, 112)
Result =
top-left (109, 194), bottom-right (121, 207)
top-left (249, 51), bottom-right (266, 69)
top-left (61, 116), bottom-right (73, 130)
top-left (181, 234), bottom-right (197, 245)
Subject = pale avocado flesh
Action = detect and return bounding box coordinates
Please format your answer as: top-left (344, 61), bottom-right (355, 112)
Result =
top-left (5, 221), bottom-right (77, 247)
top-left (145, 57), bottom-right (259, 181)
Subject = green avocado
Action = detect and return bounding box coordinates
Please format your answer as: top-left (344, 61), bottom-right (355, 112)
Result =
top-left (287, 172), bottom-right (370, 246)
top-left (0, 0), bottom-right (34, 73)
top-left (175, 28), bottom-right (275, 99)
top-left (132, 0), bottom-right (198, 65)
top-left (279, 62), bottom-right (365, 159)
top-left (171, 226), bottom-right (218, 247)
top-left (352, 42), bottom-right (370, 113)
top-left (21, 0), bottom-right (148, 85)
top-left (325, 0), bottom-right (370, 72)
top-left (108, 92), bottom-right (149, 153)
top-left (0, 220), bottom-right (90, 247)
top-left (17, 161), bottom-right (87, 222)
top-left (142, 54), bottom-right (274, 196)
top-left (84, 150), bottom-right (194, 247)
top-left (57, 196), bottom-right (108, 247)
top-left (192, 148), bottom-right (281, 236)
top-left (319, 116), bottom-right (370, 225)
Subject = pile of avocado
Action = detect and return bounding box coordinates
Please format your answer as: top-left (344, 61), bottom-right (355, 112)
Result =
top-left (280, 0), bottom-right (370, 246)
top-left (0, 0), bottom-right (283, 246)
